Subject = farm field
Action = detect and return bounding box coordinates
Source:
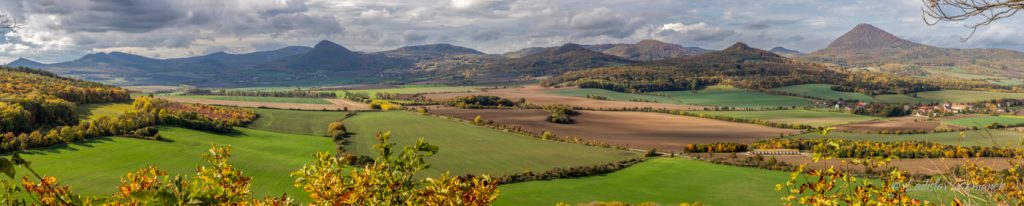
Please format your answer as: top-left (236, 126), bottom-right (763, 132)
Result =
top-left (876, 90), bottom-right (1024, 104)
top-left (338, 85), bottom-right (481, 98)
top-left (548, 86), bottom-right (815, 108)
top-left (248, 108), bottom-right (350, 136)
top-left (944, 115), bottom-right (1024, 128)
top-left (423, 85), bottom-right (705, 110)
top-left (654, 85), bottom-right (815, 108)
top-left (769, 84), bottom-right (875, 102)
top-left (76, 103), bottom-right (132, 120)
top-left (547, 88), bottom-right (678, 103)
top-left (174, 95), bottom-right (333, 104)
top-left (14, 126), bottom-right (334, 201)
top-left (160, 96), bottom-right (368, 110)
top-left (428, 108), bottom-right (802, 151)
top-left (688, 109), bottom-right (880, 127)
top-left (790, 129), bottom-right (1024, 148)
top-left (495, 158), bottom-right (955, 205)
top-left (342, 111), bottom-right (641, 177)
top-left (833, 116), bottom-right (961, 133)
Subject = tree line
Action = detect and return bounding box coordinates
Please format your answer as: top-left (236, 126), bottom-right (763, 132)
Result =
top-left (751, 138), bottom-right (1022, 159)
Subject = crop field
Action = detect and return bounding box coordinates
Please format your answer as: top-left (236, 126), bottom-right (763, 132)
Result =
top-left (76, 103), bottom-right (132, 120)
top-left (654, 85), bottom-right (815, 108)
top-left (833, 116), bottom-right (962, 133)
top-left (248, 108), bottom-right (351, 136)
top-left (174, 95), bottom-right (333, 104)
top-left (790, 129), bottom-right (1024, 148)
top-left (546, 85), bottom-right (814, 108)
top-left (428, 108), bottom-right (801, 151)
top-left (337, 85), bottom-right (481, 98)
top-left (876, 90), bottom-right (1024, 104)
top-left (495, 158), bottom-right (956, 205)
top-left (547, 88), bottom-right (678, 103)
top-left (15, 126), bottom-right (334, 201)
top-left (689, 109), bottom-right (879, 127)
top-left (341, 111), bottom-right (641, 177)
top-left (944, 115), bottom-right (1024, 128)
top-left (769, 84), bottom-right (875, 102)
top-left (423, 85), bottom-right (705, 110)
top-left (160, 96), bottom-right (368, 110)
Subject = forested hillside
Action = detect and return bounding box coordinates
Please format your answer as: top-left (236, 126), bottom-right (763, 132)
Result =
top-left (0, 66), bottom-right (131, 133)
top-left (543, 43), bottom-right (1012, 95)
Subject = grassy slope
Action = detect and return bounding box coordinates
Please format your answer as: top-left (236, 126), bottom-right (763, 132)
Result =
top-left (656, 86), bottom-right (814, 108)
top-left (248, 108), bottom-right (350, 136)
top-left (176, 95), bottom-right (332, 104)
top-left (790, 129), bottom-right (1024, 148)
top-left (16, 127), bottom-right (333, 201)
top-left (690, 110), bottom-right (879, 127)
top-left (343, 111), bottom-right (640, 177)
top-left (770, 84), bottom-right (875, 102)
top-left (877, 90), bottom-right (1024, 104)
top-left (76, 103), bottom-right (132, 120)
top-left (496, 158), bottom-right (950, 205)
top-left (944, 115), bottom-right (1024, 128)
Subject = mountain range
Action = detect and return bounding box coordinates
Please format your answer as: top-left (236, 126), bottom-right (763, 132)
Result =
top-left (7, 23), bottom-right (1024, 87)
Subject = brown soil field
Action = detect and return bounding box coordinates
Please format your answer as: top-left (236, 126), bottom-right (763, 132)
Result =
top-left (422, 85), bottom-right (707, 110)
top-left (427, 108), bottom-right (801, 151)
top-left (703, 153), bottom-right (1018, 175)
top-left (160, 97), bottom-right (370, 110)
top-left (314, 83), bottom-right (399, 90)
top-left (834, 116), bottom-right (962, 132)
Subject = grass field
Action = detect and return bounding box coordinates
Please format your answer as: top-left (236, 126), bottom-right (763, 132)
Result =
top-left (944, 115), bottom-right (1024, 128)
top-left (342, 111), bottom-right (640, 177)
top-left (877, 90), bottom-right (1024, 104)
top-left (790, 129), bottom-right (1024, 148)
top-left (248, 108), bottom-right (350, 136)
top-left (549, 86), bottom-right (814, 108)
top-left (689, 109), bottom-right (879, 127)
top-left (15, 126), bottom-right (334, 201)
top-left (176, 95), bottom-right (333, 104)
top-left (547, 88), bottom-right (677, 103)
top-left (656, 86), bottom-right (814, 108)
top-left (76, 103), bottom-right (132, 120)
top-left (338, 85), bottom-right (481, 99)
top-left (770, 84), bottom-right (875, 102)
top-left (496, 158), bottom-right (954, 205)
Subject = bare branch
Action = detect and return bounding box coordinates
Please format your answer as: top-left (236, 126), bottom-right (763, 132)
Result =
top-left (921, 0), bottom-right (1024, 41)
top-left (0, 12), bottom-right (22, 33)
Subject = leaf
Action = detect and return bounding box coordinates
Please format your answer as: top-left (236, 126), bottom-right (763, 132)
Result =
top-left (0, 158), bottom-right (13, 178)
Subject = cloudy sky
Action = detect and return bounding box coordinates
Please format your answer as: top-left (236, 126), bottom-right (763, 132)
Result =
top-left (1, 0), bottom-right (1023, 63)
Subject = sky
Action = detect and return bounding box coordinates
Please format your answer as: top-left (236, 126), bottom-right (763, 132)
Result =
top-left (1, 0), bottom-right (1023, 63)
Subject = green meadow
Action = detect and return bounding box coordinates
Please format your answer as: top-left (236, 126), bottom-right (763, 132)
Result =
top-left (176, 95), bottom-right (333, 104)
top-left (769, 84), bottom-right (875, 102)
top-left (689, 109), bottom-right (879, 127)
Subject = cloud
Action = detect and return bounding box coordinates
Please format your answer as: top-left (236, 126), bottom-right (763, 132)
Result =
top-left (650, 22), bottom-right (736, 42)
top-left (3, 0), bottom-right (1024, 63)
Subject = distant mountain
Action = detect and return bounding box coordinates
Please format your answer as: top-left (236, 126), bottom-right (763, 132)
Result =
top-left (658, 42), bottom-right (787, 66)
top-left (770, 47), bottom-right (804, 58)
top-left (6, 58), bottom-right (45, 68)
top-left (479, 43), bottom-right (635, 78)
top-left (506, 40), bottom-right (710, 61)
top-left (270, 40), bottom-right (409, 72)
top-left (593, 40), bottom-right (706, 61)
top-left (808, 23), bottom-right (1024, 78)
top-left (380, 44), bottom-right (484, 61)
top-left (502, 47), bottom-right (547, 58)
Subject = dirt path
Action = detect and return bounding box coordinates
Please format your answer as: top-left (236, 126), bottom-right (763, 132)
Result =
top-left (422, 85), bottom-right (707, 110)
top-left (160, 97), bottom-right (369, 110)
top-left (428, 108), bottom-right (801, 151)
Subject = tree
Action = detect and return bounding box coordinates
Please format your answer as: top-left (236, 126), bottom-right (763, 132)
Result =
top-left (923, 0), bottom-right (1024, 40)
top-left (0, 12), bottom-right (21, 32)
top-left (473, 115), bottom-right (483, 125)
top-left (327, 121), bottom-right (347, 139)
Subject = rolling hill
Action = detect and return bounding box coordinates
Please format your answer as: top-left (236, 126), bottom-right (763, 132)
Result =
top-left (475, 43), bottom-right (636, 78)
top-left (807, 23), bottom-right (1024, 78)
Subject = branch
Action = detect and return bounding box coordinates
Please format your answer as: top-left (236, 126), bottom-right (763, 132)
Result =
top-left (921, 0), bottom-right (1024, 41)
